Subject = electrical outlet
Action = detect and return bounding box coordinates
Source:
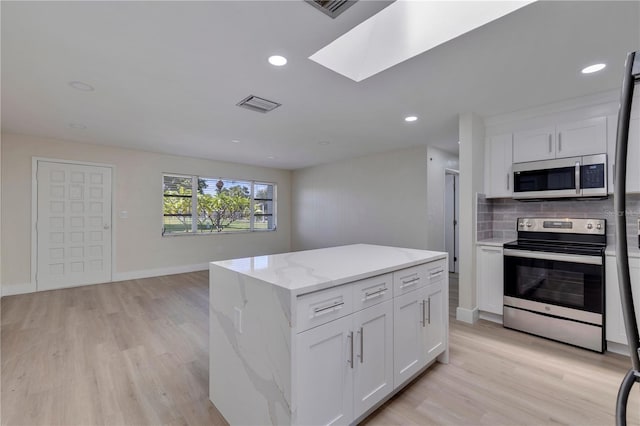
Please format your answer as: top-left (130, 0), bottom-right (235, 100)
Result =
top-left (234, 307), bottom-right (243, 333)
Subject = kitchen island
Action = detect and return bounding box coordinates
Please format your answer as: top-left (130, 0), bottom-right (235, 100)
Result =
top-left (209, 244), bottom-right (448, 425)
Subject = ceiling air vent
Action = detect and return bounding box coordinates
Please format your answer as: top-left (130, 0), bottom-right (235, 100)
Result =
top-left (236, 95), bottom-right (281, 113)
top-left (305, 0), bottom-right (357, 19)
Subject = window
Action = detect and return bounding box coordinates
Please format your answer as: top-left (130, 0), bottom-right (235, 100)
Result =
top-left (163, 174), bottom-right (276, 235)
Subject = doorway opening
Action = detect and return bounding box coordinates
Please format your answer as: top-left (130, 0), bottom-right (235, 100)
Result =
top-left (444, 169), bottom-right (459, 274)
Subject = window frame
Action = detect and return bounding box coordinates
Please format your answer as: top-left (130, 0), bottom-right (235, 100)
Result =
top-left (162, 173), bottom-right (277, 236)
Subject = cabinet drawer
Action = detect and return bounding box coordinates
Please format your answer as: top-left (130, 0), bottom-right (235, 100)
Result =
top-left (296, 285), bottom-right (353, 333)
top-left (425, 260), bottom-right (447, 286)
top-left (352, 273), bottom-right (392, 312)
top-left (393, 264), bottom-right (427, 296)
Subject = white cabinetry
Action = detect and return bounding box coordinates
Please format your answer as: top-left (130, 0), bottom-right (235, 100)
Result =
top-left (513, 126), bottom-right (556, 162)
top-left (393, 262), bottom-right (447, 387)
top-left (513, 116), bottom-right (606, 163)
top-left (296, 315), bottom-right (354, 426)
top-left (296, 299), bottom-right (394, 426)
top-left (295, 259), bottom-right (447, 425)
top-left (352, 299), bottom-right (394, 417)
top-left (605, 254), bottom-right (640, 347)
top-left (210, 245), bottom-right (449, 426)
top-left (476, 244), bottom-right (504, 316)
top-left (484, 133), bottom-right (513, 198)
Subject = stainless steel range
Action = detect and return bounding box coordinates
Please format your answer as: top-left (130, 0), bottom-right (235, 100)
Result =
top-left (503, 218), bottom-right (607, 352)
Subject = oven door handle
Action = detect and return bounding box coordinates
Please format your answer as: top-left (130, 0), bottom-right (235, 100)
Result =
top-left (503, 249), bottom-right (602, 265)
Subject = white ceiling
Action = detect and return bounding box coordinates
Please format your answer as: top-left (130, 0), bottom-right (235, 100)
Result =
top-left (2, 1), bottom-right (639, 170)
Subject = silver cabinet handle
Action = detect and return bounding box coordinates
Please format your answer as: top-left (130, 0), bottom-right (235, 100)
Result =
top-left (427, 297), bottom-right (431, 325)
top-left (575, 161), bottom-right (581, 194)
top-left (348, 332), bottom-right (354, 368)
top-left (548, 135), bottom-right (553, 153)
top-left (422, 300), bottom-right (427, 328)
top-left (506, 173), bottom-right (509, 190)
top-left (364, 288), bottom-right (387, 300)
top-left (359, 327), bottom-right (364, 363)
top-left (313, 301), bottom-right (344, 316)
top-left (558, 132), bottom-right (562, 152)
top-left (400, 277), bottom-right (420, 289)
top-left (429, 270), bottom-right (443, 279)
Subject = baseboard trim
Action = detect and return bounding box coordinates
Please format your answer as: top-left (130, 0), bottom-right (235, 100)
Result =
top-left (456, 306), bottom-right (479, 324)
top-left (479, 311), bottom-right (503, 324)
top-left (2, 282), bottom-right (37, 297)
top-left (111, 263), bottom-right (209, 282)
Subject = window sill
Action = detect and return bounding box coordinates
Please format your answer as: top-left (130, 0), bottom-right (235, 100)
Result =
top-left (162, 229), bottom-right (277, 238)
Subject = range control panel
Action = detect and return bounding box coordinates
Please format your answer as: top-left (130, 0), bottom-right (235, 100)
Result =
top-left (517, 217), bottom-right (606, 235)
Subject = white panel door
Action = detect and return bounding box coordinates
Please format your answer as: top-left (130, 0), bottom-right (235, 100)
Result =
top-left (352, 299), bottom-right (393, 418)
top-left (37, 161), bottom-right (112, 291)
top-left (295, 315), bottom-right (354, 426)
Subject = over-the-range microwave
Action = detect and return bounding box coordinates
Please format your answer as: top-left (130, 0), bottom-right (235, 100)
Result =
top-left (512, 153), bottom-right (607, 200)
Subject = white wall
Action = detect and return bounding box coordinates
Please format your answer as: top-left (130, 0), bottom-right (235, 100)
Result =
top-left (426, 146), bottom-right (459, 252)
top-left (458, 113), bottom-right (485, 324)
top-left (1, 133), bottom-right (291, 295)
top-left (291, 146), bottom-right (431, 251)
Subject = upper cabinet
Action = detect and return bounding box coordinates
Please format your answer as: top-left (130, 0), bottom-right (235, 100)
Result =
top-left (513, 116), bottom-right (607, 163)
top-left (484, 133), bottom-right (513, 198)
top-left (512, 126), bottom-right (556, 162)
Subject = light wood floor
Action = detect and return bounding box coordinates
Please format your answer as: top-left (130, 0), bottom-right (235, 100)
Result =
top-left (1, 272), bottom-right (638, 426)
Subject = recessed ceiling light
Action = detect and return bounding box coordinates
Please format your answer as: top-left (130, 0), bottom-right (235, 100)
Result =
top-left (581, 63), bottom-right (606, 74)
top-left (68, 81), bottom-right (95, 91)
top-left (268, 55), bottom-right (287, 66)
top-left (404, 116), bottom-right (418, 122)
top-left (68, 123), bottom-right (87, 129)
top-left (318, 141), bottom-right (330, 146)
top-left (267, 155), bottom-right (276, 160)
top-left (232, 139), bottom-right (240, 144)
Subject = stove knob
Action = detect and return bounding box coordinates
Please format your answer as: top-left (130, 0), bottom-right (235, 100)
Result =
top-left (526, 222), bottom-right (532, 228)
top-left (587, 223), bottom-right (593, 230)
top-left (596, 223), bottom-right (602, 230)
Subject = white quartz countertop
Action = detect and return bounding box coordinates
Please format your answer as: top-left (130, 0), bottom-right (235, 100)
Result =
top-left (476, 237), bottom-right (514, 247)
top-left (211, 244), bottom-right (447, 296)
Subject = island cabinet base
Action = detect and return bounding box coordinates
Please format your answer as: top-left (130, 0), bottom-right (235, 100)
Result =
top-left (209, 244), bottom-right (449, 426)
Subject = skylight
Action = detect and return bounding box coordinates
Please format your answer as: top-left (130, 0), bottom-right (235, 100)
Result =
top-left (309, 0), bottom-right (536, 82)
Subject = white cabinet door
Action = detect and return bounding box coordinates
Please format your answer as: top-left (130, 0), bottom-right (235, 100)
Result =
top-left (513, 126), bottom-right (555, 163)
top-left (485, 133), bottom-right (513, 198)
top-left (423, 281), bottom-right (446, 363)
top-left (605, 255), bottom-right (640, 346)
top-left (393, 287), bottom-right (427, 387)
top-left (352, 299), bottom-right (393, 418)
top-left (477, 245), bottom-right (504, 315)
top-left (556, 116), bottom-right (607, 158)
top-left (296, 315), bottom-right (354, 426)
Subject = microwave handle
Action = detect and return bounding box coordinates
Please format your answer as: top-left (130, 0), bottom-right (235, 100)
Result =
top-left (575, 161), bottom-right (581, 194)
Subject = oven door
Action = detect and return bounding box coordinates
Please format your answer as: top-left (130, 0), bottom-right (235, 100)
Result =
top-left (503, 249), bottom-right (603, 315)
